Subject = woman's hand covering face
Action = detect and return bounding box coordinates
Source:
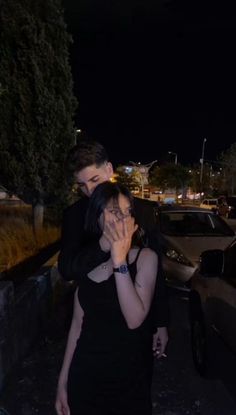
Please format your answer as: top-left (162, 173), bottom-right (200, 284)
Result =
top-left (102, 209), bottom-right (138, 265)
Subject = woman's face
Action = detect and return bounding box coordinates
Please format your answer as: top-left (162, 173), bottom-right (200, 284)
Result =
top-left (99, 194), bottom-right (132, 230)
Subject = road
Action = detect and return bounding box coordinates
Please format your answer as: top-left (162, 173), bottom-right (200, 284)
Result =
top-left (1, 287), bottom-right (236, 415)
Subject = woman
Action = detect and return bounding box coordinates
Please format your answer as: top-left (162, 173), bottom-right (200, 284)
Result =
top-left (55, 181), bottom-right (158, 415)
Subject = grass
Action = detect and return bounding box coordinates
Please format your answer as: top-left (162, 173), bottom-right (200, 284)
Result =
top-left (0, 204), bottom-right (61, 275)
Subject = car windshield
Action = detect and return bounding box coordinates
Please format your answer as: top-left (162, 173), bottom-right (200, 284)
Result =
top-left (160, 211), bottom-right (235, 236)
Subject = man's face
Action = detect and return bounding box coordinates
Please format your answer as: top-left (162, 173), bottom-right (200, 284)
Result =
top-left (74, 162), bottom-right (114, 197)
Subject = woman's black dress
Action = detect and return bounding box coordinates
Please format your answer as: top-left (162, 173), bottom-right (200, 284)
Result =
top-left (67, 250), bottom-right (153, 415)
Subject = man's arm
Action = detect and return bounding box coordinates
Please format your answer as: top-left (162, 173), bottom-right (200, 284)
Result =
top-left (58, 200), bottom-right (109, 281)
top-left (149, 239), bottom-right (169, 328)
top-left (147, 229), bottom-right (169, 356)
top-left (145, 223), bottom-right (169, 331)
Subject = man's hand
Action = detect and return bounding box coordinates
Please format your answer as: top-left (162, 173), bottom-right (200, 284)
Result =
top-left (152, 327), bottom-right (168, 359)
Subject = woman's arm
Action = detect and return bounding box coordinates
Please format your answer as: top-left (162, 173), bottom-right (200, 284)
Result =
top-left (55, 288), bottom-right (84, 415)
top-left (105, 215), bottom-right (158, 329)
top-left (114, 248), bottom-right (158, 329)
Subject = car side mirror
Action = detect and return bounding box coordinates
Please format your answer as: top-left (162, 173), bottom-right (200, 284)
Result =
top-left (200, 249), bottom-right (224, 276)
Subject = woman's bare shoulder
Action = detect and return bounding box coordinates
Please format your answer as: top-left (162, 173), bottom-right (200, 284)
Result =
top-left (129, 247), bottom-right (140, 263)
top-left (129, 247), bottom-right (158, 265)
top-left (138, 247), bottom-right (158, 266)
top-left (141, 247), bottom-right (157, 257)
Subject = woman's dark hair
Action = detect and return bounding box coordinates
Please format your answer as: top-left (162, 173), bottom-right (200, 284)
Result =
top-left (85, 181), bottom-right (135, 237)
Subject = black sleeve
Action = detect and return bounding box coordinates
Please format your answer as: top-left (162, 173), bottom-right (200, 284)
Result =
top-left (134, 198), bottom-right (169, 328)
top-left (148, 230), bottom-right (170, 329)
top-left (57, 200), bottom-right (110, 281)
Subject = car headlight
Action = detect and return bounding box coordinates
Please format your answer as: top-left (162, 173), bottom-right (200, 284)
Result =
top-left (165, 248), bottom-right (193, 266)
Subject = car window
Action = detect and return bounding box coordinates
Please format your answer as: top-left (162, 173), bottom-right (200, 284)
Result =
top-left (208, 200), bottom-right (217, 205)
top-left (160, 211), bottom-right (235, 236)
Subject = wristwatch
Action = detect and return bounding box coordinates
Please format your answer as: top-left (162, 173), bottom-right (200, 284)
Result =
top-left (113, 264), bottom-right (129, 274)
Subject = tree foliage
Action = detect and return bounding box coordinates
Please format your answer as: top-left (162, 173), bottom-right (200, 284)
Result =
top-left (188, 163), bottom-right (213, 195)
top-left (219, 142), bottom-right (236, 195)
top-left (149, 163), bottom-right (191, 194)
top-left (0, 0), bottom-right (77, 230)
top-left (115, 166), bottom-right (140, 191)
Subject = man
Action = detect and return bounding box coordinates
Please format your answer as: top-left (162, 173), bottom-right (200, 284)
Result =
top-left (58, 139), bottom-right (169, 357)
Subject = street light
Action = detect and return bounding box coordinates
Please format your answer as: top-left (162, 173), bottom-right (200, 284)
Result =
top-left (168, 151), bottom-right (178, 165)
top-left (200, 137), bottom-right (207, 188)
top-left (74, 128), bottom-right (82, 144)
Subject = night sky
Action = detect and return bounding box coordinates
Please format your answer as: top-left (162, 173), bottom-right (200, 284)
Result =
top-left (63, 1), bottom-right (236, 167)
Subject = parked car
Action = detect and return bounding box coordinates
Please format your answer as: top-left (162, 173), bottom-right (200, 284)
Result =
top-left (189, 240), bottom-right (236, 378)
top-left (155, 205), bottom-right (236, 288)
top-left (200, 197), bottom-right (230, 217)
top-left (199, 199), bottom-right (218, 212)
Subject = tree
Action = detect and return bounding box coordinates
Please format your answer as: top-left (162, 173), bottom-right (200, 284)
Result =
top-left (149, 163), bottom-right (191, 198)
top-left (0, 0), bottom-right (77, 236)
top-left (115, 166), bottom-right (140, 191)
top-left (219, 142), bottom-right (236, 195)
top-left (189, 163), bottom-right (212, 196)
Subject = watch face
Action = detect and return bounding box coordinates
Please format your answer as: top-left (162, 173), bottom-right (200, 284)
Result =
top-left (119, 264), bottom-right (129, 274)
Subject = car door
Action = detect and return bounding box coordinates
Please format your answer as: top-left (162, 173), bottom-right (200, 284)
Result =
top-left (205, 242), bottom-right (236, 353)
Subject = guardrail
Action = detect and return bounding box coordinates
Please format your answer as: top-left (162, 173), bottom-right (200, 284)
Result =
top-left (0, 253), bottom-right (74, 393)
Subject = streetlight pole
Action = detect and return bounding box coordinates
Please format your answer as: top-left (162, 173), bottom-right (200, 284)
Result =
top-left (200, 137), bottom-right (207, 189)
top-left (168, 151), bottom-right (178, 165)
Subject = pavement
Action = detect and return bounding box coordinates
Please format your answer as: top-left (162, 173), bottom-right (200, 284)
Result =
top-left (0, 290), bottom-right (72, 415)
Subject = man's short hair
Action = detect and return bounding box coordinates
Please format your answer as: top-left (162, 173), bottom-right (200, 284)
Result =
top-left (66, 139), bottom-right (109, 176)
